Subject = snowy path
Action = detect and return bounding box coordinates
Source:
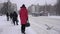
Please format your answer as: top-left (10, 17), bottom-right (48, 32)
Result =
top-left (29, 15), bottom-right (60, 34)
top-left (48, 16), bottom-right (60, 19)
top-left (0, 15), bottom-right (37, 34)
top-left (0, 15), bottom-right (60, 34)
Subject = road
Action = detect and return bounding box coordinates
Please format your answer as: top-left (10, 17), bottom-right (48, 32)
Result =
top-left (29, 15), bottom-right (60, 34)
top-left (0, 15), bottom-right (60, 34)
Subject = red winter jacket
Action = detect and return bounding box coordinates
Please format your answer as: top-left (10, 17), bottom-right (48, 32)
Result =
top-left (19, 7), bottom-right (28, 25)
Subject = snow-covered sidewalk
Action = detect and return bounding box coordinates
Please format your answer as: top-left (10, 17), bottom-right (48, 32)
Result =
top-left (48, 16), bottom-right (60, 19)
top-left (29, 15), bottom-right (60, 34)
top-left (0, 15), bottom-right (60, 34)
top-left (0, 15), bottom-right (37, 34)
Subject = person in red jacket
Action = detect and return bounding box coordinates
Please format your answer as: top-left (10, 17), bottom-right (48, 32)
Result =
top-left (19, 4), bottom-right (28, 34)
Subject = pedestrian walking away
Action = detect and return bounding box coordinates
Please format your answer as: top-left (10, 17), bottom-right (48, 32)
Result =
top-left (19, 4), bottom-right (28, 34)
top-left (12, 11), bottom-right (18, 25)
top-left (6, 12), bottom-right (9, 21)
top-left (10, 12), bottom-right (13, 20)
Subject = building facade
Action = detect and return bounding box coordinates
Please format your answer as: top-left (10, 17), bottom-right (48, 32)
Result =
top-left (56, 0), bottom-right (60, 16)
top-left (0, 3), bottom-right (3, 15)
top-left (28, 4), bottom-right (57, 16)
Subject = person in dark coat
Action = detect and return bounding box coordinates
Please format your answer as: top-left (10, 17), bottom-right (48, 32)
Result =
top-left (6, 12), bottom-right (9, 21)
top-left (19, 4), bottom-right (28, 34)
top-left (12, 11), bottom-right (18, 25)
top-left (10, 13), bottom-right (13, 19)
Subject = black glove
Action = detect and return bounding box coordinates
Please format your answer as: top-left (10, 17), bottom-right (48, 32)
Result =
top-left (27, 18), bottom-right (28, 21)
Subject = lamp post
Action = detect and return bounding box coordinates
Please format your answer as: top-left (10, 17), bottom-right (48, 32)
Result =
top-left (45, 0), bottom-right (47, 16)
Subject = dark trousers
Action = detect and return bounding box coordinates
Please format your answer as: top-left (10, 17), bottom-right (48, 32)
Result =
top-left (7, 17), bottom-right (9, 21)
top-left (21, 24), bottom-right (26, 33)
top-left (13, 20), bottom-right (18, 25)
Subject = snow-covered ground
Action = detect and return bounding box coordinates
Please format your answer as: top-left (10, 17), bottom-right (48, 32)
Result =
top-left (0, 15), bottom-right (37, 34)
top-left (48, 16), bottom-right (60, 19)
top-left (0, 15), bottom-right (60, 34)
top-left (29, 15), bottom-right (60, 34)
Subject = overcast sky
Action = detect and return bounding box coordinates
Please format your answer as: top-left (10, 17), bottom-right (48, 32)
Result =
top-left (0, 0), bottom-right (57, 10)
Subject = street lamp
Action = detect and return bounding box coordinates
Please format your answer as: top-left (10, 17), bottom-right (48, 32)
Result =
top-left (45, 0), bottom-right (47, 16)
